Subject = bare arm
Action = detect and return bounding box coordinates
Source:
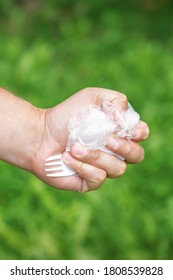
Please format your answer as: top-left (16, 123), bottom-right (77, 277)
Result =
top-left (0, 88), bottom-right (45, 172)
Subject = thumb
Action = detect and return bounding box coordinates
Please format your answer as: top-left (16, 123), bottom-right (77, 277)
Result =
top-left (88, 87), bottom-right (128, 111)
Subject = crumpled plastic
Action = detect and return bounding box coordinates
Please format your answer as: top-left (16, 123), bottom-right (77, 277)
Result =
top-left (67, 101), bottom-right (140, 150)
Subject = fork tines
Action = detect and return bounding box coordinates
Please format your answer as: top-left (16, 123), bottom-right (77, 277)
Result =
top-left (45, 154), bottom-right (76, 177)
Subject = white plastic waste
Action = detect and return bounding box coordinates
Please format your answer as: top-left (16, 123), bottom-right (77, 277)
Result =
top-left (67, 101), bottom-right (140, 149)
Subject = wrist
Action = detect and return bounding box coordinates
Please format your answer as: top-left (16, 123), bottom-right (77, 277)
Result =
top-left (0, 88), bottom-right (46, 172)
top-left (25, 106), bottom-right (46, 173)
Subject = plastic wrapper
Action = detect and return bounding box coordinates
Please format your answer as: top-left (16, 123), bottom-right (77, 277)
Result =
top-left (67, 101), bottom-right (140, 150)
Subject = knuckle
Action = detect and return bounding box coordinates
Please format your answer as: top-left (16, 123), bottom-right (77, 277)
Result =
top-left (80, 149), bottom-right (99, 162)
top-left (120, 93), bottom-right (128, 103)
top-left (76, 160), bottom-right (84, 173)
top-left (95, 170), bottom-right (107, 183)
top-left (79, 182), bottom-right (90, 193)
top-left (91, 150), bottom-right (100, 161)
top-left (123, 142), bottom-right (131, 156)
top-left (79, 87), bottom-right (98, 103)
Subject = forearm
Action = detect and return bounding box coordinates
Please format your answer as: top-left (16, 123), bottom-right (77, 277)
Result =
top-left (0, 88), bottom-right (45, 172)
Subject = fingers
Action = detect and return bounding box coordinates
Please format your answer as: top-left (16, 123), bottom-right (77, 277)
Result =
top-left (131, 121), bottom-right (150, 141)
top-left (62, 151), bottom-right (107, 191)
top-left (68, 142), bottom-right (127, 179)
top-left (106, 135), bottom-right (145, 163)
top-left (108, 93), bottom-right (128, 111)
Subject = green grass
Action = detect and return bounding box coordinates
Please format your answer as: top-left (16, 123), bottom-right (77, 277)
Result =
top-left (0, 1), bottom-right (173, 259)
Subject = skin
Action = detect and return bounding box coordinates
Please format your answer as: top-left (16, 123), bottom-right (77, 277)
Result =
top-left (0, 87), bottom-right (149, 192)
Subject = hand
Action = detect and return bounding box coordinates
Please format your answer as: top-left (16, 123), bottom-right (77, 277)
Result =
top-left (32, 88), bottom-right (149, 192)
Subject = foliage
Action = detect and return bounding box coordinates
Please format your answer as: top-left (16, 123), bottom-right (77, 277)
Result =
top-left (0, 0), bottom-right (173, 259)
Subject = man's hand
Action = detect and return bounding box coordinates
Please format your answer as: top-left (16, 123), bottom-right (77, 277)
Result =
top-left (31, 88), bottom-right (149, 192)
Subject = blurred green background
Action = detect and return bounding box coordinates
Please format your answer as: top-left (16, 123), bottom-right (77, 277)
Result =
top-left (0, 0), bottom-right (173, 260)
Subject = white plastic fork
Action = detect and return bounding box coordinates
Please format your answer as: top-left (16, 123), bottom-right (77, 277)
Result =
top-left (45, 147), bottom-right (124, 178)
top-left (45, 153), bottom-right (76, 177)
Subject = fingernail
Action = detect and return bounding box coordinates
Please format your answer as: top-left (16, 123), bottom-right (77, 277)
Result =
top-left (72, 142), bottom-right (88, 157)
top-left (132, 123), bottom-right (150, 139)
top-left (62, 152), bottom-right (74, 164)
top-left (132, 127), bottom-right (139, 138)
top-left (107, 135), bottom-right (121, 149)
top-left (62, 151), bottom-right (83, 171)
